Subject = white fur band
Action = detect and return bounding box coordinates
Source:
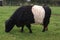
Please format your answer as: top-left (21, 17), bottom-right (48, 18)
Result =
top-left (32, 5), bottom-right (45, 24)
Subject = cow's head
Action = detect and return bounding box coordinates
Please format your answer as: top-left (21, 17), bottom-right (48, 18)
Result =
top-left (5, 19), bottom-right (15, 32)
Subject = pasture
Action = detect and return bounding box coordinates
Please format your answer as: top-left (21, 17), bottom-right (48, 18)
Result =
top-left (0, 6), bottom-right (60, 40)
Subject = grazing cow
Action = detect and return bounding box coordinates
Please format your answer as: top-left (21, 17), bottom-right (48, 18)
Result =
top-left (5, 5), bottom-right (51, 33)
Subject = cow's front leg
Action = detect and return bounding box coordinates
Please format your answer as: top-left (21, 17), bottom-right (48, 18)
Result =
top-left (26, 24), bottom-right (32, 33)
top-left (20, 25), bottom-right (24, 32)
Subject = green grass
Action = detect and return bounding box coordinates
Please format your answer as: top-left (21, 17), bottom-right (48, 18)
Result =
top-left (51, 7), bottom-right (60, 14)
top-left (0, 6), bottom-right (60, 40)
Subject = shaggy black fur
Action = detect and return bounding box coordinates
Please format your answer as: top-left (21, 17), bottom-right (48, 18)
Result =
top-left (5, 5), bottom-right (34, 33)
top-left (5, 5), bottom-right (51, 33)
top-left (5, 19), bottom-right (15, 32)
top-left (43, 6), bottom-right (51, 32)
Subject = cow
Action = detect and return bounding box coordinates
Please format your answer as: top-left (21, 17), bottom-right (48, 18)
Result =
top-left (5, 5), bottom-right (51, 33)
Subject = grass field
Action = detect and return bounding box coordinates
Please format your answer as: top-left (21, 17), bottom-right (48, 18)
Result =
top-left (0, 6), bottom-right (60, 40)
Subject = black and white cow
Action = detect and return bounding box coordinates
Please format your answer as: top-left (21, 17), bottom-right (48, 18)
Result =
top-left (5, 5), bottom-right (51, 33)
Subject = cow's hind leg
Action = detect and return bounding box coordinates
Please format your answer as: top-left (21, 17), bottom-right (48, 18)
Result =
top-left (26, 24), bottom-right (32, 33)
top-left (42, 19), bottom-right (50, 32)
